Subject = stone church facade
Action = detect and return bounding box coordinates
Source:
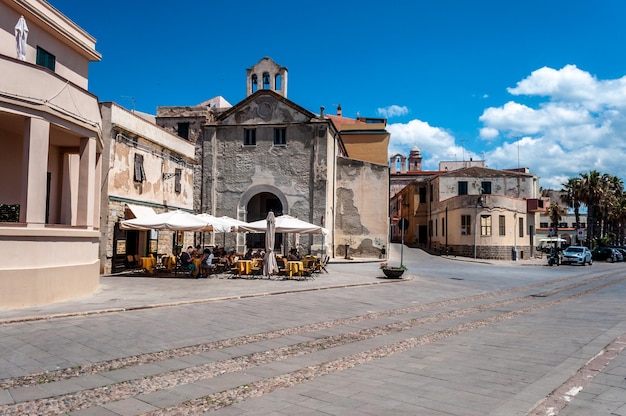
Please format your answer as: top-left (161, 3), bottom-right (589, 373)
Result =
top-left (157, 57), bottom-right (389, 258)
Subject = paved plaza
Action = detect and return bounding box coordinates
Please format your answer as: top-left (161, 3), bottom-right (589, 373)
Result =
top-left (0, 245), bottom-right (625, 415)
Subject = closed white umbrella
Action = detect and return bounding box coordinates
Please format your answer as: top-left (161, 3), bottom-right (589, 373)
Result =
top-left (262, 211), bottom-right (279, 278)
top-left (15, 16), bottom-right (28, 61)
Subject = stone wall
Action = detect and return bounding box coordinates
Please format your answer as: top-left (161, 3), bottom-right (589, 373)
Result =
top-left (335, 157), bottom-right (389, 258)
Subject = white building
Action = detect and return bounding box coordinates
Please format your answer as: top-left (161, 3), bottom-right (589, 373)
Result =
top-left (0, 0), bottom-right (103, 307)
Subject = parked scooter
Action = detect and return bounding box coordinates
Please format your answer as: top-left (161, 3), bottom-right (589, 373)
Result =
top-left (547, 247), bottom-right (560, 266)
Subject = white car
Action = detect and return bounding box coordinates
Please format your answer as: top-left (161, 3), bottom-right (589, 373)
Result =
top-left (561, 246), bottom-right (593, 265)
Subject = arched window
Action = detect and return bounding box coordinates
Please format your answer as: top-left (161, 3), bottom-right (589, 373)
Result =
top-left (275, 74), bottom-right (282, 91)
top-left (251, 74), bottom-right (258, 93)
top-left (262, 72), bottom-right (270, 89)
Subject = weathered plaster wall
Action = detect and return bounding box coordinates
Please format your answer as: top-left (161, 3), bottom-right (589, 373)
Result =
top-left (335, 157), bottom-right (389, 258)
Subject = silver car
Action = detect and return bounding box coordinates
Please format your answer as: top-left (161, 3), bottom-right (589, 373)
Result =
top-left (561, 246), bottom-right (593, 265)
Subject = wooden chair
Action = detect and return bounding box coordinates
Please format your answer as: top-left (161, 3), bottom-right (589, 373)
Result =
top-left (278, 257), bottom-right (289, 277)
top-left (126, 254), bottom-right (138, 268)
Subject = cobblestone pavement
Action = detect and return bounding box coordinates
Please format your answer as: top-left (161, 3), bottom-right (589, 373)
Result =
top-left (0, 245), bottom-right (624, 415)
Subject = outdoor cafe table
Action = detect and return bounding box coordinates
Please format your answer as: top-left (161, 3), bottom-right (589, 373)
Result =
top-left (161, 256), bottom-right (176, 271)
top-left (287, 261), bottom-right (304, 279)
top-left (140, 257), bottom-right (156, 274)
top-left (237, 260), bottom-right (254, 276)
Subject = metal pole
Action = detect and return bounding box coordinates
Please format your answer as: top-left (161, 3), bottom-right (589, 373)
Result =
top-left (401, 220), bottom-right (405, 267)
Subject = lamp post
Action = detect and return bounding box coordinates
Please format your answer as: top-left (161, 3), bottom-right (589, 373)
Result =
top-left (513, 212), bottom-right (518, 261)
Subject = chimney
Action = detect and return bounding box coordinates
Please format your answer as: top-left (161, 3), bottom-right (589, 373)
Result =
top-left (320, 106), bottom-right (325, 119)
top-left (337, 104), bottom-right (342, 117)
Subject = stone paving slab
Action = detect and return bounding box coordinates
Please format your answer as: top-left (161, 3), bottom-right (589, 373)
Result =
top-left (0, 245), bottom-right (625, 415)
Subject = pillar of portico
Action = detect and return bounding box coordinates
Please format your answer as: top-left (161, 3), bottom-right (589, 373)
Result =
top-left (77, 136), bottom-right (96, 228)
top-left (22, 117), bottom-right (50, 226)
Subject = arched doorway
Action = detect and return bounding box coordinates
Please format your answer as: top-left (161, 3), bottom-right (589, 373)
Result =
top-left (246, 192), bottom-right (283, 250)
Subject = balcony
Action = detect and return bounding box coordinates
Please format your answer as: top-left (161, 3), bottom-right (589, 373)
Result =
top-left (0, 56), bottom-right (101, 135)
top-left (527, 199), bottom-right (546, 212)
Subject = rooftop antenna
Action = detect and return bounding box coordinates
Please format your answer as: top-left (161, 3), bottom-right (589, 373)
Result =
top-left (460, 138), bottom-right (466, 164)
top-left (122, 96), bottom-right (136, 112)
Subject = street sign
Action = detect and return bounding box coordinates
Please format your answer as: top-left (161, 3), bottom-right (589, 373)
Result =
top-left (392, 215), bottom-right (400, 224)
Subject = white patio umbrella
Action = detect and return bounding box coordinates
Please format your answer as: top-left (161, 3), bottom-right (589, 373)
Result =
top-left (195, 213), bottom-right (237, 233)
top-left (262, 211), bottom-right (279, 277)
top-left (15, 16), bottom-right (28, 61)
top-left (120, 210), bottom-right (218, 231)
top-left (238, 215), bottom-right (329, 235)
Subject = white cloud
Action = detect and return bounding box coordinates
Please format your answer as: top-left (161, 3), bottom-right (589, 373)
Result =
top-left (377, 105), bottom-right (409, 118)
top-left (479, 127), bottom-right (499, 140)
top-left (388, 65), bottom-right (626, 188)
top-left (387, 119), bottom-right (477, 170)
top-left (476, 66), bottom-right (626, 186)
top-left (508, 64), bottom-right (626, 111)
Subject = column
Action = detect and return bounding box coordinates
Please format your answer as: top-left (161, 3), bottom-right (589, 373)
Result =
top-left (77, 136), bottom-right (96, 228)
top-left (22, 117), bottom-right (50, 226)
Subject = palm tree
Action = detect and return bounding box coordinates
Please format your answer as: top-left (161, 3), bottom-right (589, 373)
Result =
top-left (546, 202), bottom-right (567, 240)
top-left (561, 177), bottom-right (582, 233)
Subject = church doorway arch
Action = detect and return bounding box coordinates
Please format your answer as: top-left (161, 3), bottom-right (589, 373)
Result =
top-left (244, 190), bottom-right (284, 250)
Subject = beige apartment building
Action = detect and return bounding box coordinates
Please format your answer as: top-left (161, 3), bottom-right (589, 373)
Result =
top-left (392, 166), bottom-right (547, 260)
top-left (0, 0), bottom-right (103, 307)
top-left (99, 103), bottom-right (196, 274)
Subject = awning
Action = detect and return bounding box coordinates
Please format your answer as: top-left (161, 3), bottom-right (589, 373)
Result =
top-left (125, 203), bottom-right (157, 219)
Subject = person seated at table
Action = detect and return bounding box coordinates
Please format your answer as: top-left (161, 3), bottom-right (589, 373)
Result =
top-left (253, 248), bottom-right (265, 259)
top-left (288, 248), bottom-right (301, 261)
top-left (180, 246), bottom-right (195, 277)
top-left (199, 248), bottom-right (214, 278)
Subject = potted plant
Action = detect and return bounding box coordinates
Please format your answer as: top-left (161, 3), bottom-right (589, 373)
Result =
top-left (379, 262), bottom-right (407, 278)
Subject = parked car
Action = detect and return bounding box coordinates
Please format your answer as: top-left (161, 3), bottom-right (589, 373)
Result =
top-left (561, 246), bottom-right (592, 266)
top-left (611, 247), bottom-right (626, 259)
top-left (591, 247), bottom-right (623, 262)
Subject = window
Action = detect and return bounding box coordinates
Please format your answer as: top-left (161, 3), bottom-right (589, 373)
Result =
top-left (499, 215), bottom-right (506, 236)
top-left (540, 222), bottom-right (549, 228)
top-left (481, 181), bottom-right (492, 194)
top-left (133, 154), bottom-right (146, 183)
top-left (442, 218), bottom-right (445, 236)
top-left (559, 222), bottom-right (567, 228)
top-left (580, 222), bottom-right (586, 228)
top-left (435, 218), bottom-right (438, 236)
top-left (244, 128), bottom-right (256, 146)
top-left (274, 128), bottom-right (286, 145)
top-left (174, 168), bottom-right (181, 194)
top-left (480, 215), bottom-right (492, 236)
top-left (458, 181), bottom-right (468, 195)
top-left (419, 187), bottom-right (426, 203)
top-left (177, 122), bottom-right (190, 140)
top-left (275, 74), bottom-right (282, 91)
top-left (519, 217), bottom-right (524, 238)
top-left (36, 46), bottom-right (56, 71)
top-left (461, 215), bottom-right (471, 235)
top-left (428, 220), bottom-right (433, 236)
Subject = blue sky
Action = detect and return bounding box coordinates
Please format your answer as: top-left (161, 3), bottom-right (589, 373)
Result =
top-left (49, 0), bottom-right (626, 189)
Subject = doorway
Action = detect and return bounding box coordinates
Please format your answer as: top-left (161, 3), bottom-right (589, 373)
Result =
top-left (246, 192), bottom-right (283, 249)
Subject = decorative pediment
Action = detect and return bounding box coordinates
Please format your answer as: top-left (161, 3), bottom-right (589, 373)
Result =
top-left (217, 90), bottom-right (315, 126)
